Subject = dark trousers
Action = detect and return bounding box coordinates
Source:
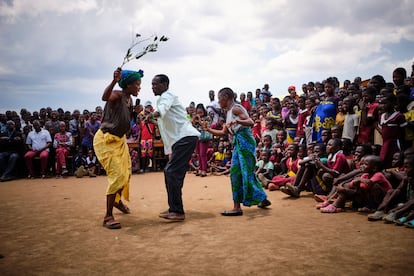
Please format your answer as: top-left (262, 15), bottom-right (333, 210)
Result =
top-left (165, 136), bottom-right (198, 214)
top-left (0, 151), bottom-right (20, 177)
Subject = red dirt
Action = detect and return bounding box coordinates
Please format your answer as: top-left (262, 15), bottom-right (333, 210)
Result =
top-left (0, 172), bottom-right (413, 275)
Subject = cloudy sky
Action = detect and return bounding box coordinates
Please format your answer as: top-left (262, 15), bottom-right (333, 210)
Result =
top-left (1, 0), bottom-right (414, 114)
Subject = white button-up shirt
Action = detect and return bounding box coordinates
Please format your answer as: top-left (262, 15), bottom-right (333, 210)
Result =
top-left (26, 129), bottom-right (52, 151)
top-left (156, 90), bottom-right (200, 154)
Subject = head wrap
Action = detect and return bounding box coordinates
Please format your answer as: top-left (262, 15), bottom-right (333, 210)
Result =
top-left (118, 69), bottom-right (144, 89)
top-left (288, 85), bottom-right (296, 91)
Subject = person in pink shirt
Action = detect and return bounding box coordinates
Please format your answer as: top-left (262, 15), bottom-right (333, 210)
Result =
top-left (53, 121), bottom-right (72, 177)
top-left (295, 96), bottom-right (308, 140)
top-left (140, 102), bottom-right (155, 172)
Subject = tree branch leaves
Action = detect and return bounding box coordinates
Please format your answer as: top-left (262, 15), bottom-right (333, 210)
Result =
top-left (121, 33), bottom-right (169, 67)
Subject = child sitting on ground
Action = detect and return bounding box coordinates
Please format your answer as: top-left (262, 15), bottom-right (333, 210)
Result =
top-left (368, 155), bottom-right (414, 223)
top-left (283, 138), bottom-right (349, 198)
top-left (320, 155), bottom-right (392, 213)
top-left (86, 149), bottom-right (100, 177)
top-left (383, 151), bottom-right (405, 188)
top-left (73, 148), bottom-right (87, 178)
top-left (188, 152), bottom-right (200, 174)
top-left (264, 144), bottom-right (300, 191)
top-left (315, 143), bottom-right (372, 206)
top-left (213, 151), bottom-right (232, 176)
top-left (256, 150), bottom-right (274, 188)
top-left (208, 144), bottom-right (226, 173)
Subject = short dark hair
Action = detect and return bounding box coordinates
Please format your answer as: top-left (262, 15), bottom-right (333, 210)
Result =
top-left (218, 87), bottom-right (234, 99)
top-left (154, 74), bottom-right (169, 87)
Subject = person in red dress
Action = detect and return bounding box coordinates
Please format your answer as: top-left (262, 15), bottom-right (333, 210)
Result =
top-left (378, 93), bottom-right (407, 168)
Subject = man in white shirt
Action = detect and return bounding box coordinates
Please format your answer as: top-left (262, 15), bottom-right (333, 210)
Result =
top-left (206, 90), bottom-right (221, 123)
top-left (24, 120), bottom-right (52, 178)
top-left (151, 74), bottom-right (200, 221)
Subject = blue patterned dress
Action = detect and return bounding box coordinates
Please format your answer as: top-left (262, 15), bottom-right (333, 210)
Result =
top-left (309, 100), bottom-right (336, 143)
top-left (227, 104), bottom-right (267, 206)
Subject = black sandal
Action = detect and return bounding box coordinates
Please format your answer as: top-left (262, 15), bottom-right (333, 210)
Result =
top-left (114, 201), bottom-right (131, 214)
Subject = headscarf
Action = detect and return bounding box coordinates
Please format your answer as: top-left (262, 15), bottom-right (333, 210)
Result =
top-left (118, 69), bottom-right (144, 89)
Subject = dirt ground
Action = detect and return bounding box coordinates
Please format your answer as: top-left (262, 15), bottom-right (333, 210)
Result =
top-left (0, 172), bottom-right (413, 276)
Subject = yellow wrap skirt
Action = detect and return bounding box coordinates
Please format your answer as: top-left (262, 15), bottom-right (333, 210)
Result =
top-left (93, 129), bottom-right (131, 203)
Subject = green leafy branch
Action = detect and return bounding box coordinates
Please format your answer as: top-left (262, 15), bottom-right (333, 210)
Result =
top-left (121, 33), bottom-right (169, 67)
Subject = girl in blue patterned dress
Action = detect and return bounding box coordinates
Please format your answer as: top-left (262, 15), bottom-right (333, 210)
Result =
top-left (308, 78), bottom-right (337, 143)
top-left (203, 87), bottom-right (271, 216)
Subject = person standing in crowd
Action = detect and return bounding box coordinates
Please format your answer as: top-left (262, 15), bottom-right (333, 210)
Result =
top-left (94, 67), bottom-right (143, 229)
top-left (206, 90), bottom-right (221, 124)
top-left (140, 101), bottom-right (155, 173)
top-left (24, 120), bottom-right (52, 178)
top-left (357, 87), bottom-right (379, 145)
top-left (204, 87), bottom-right (271, 216)
top-left (239, 92), bottom-right (251, 112)
top-left (308, 77), bottom-right (337, 143)
top-left (151, 74), bottom-right (200, 221)
top-left (288, 85), bottom-right (299, 101)
top-left (247, 91), bottom-right (255, 108)
top-left (0, 120), bottom-right (24, 181)
top-left (81, 112), bottom-right (101, 155)
top-left (378, 93), bottom-right (407, 168)
top-left (69, 109), bottom-right (81, 150)
top-left (192, 103), bottom-right (211, 177)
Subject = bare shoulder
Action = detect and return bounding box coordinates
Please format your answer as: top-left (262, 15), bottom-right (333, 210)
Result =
top-left (232, 104), bottom-right (244, 114)
top-left (108, 90), bottom-right (123, 102)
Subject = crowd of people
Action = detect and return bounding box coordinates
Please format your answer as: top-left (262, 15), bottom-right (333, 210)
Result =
top-left (1, 63), bottom-right (414, 228)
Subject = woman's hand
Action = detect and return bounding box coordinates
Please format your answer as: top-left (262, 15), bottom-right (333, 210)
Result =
top-left (201, 121), bottom-right (209, 131)
top-left (113, 67), bottom-right (122, 82)
top-left (226, 120), bottom-right (237, 128)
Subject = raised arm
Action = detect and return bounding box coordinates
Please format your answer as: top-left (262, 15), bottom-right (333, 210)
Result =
top-left (102, 67), bottom-right (122, 102)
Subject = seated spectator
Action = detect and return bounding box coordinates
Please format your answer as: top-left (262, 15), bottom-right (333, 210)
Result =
top-left (320, 155), bottom-right (392, 213)
top-left (86, 149), bottom-right (100, 177)
top-left (212, 151), bottom-right (232, 176)
top-left (188, 152), bottom-right (200, 174)
top-left (368, 155), bottom-right (414, 222)
top-left (283, 138), bottom-right (349, 198)
top-left (73, 148), bottom-right (87, 178)
top-left (53, 121), bottom-right (72, 177)
top-left (256, 150), bottom-right (274, 188)
top-left (24, 120), bottom-right (52, 178)
top-left (0, 120), bottom-right (24, 181)
top-left (266, 144), bottom-right (300, 191)
top-left (315, 144), bottom-right (373, 208)
top-left (208, 143), bottom-right (226, 172)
